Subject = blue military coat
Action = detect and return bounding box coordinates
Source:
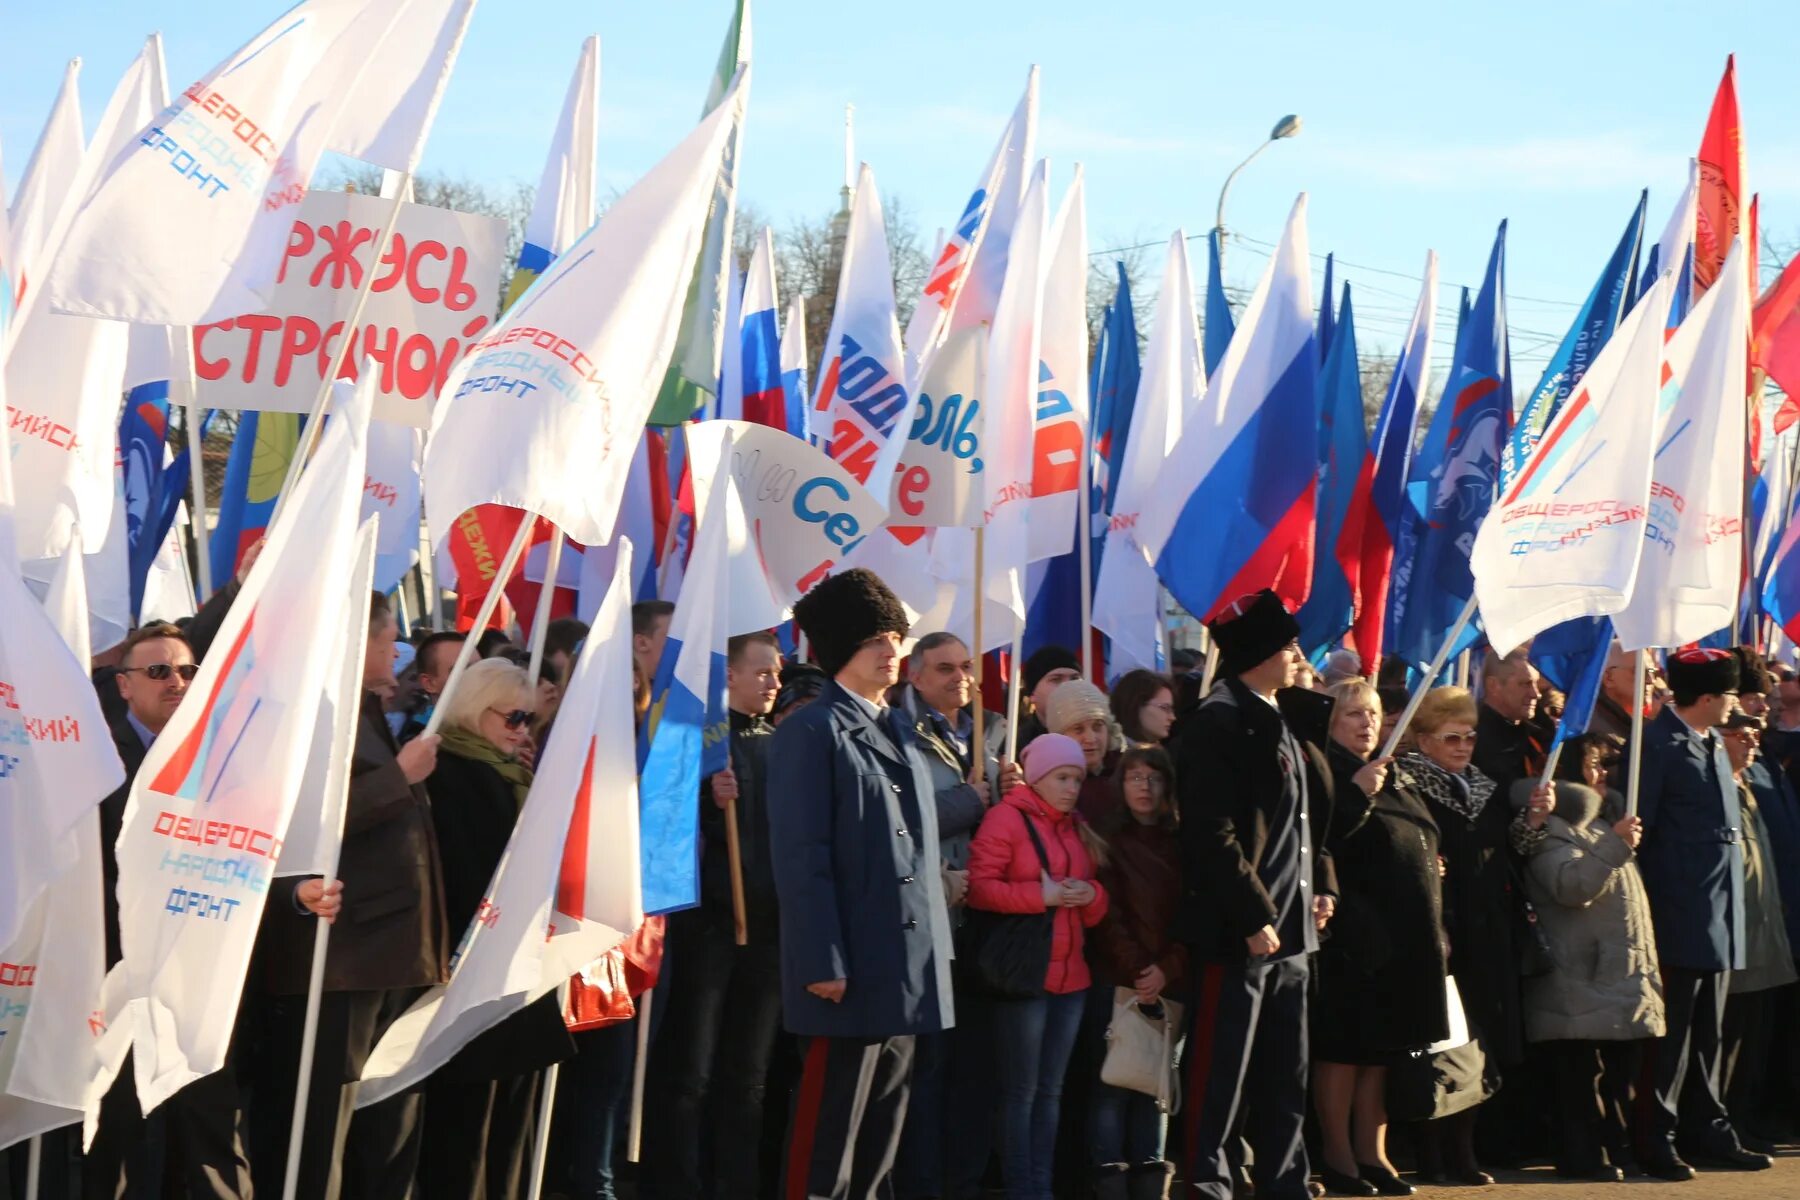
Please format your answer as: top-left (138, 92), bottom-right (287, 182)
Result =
top-left (1635, 707), bottom-right (1746, 972)
top-left (767, 680), bottom-right (956, 1038)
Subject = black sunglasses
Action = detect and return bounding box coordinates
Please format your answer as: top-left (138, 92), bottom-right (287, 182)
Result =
top-left (489, 707), bottom-right (534, 730)
top-left (122, 663), bottom-right (199, 682)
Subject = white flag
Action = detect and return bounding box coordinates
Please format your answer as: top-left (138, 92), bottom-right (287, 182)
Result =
top-left (364, 419), bottom-right (423, 593)
top-left (46, 0), bottom-right (478, 326)
top-left (1612, 240), bottom-right (1750, 651)
top-left (810, 165), bottom-right (911, 501)
top-left (4, 59), bottom-right (82, 312)
top-left (908, 67), bottom-right (1037, 379)
top-left (1470, 273), bottom-right (1674, 654)
top-left (973, 159), bottom-right (1052, 624)
top-left (1026, 167), bottom-right (1090, 564)
top-left (357, 539), bottom-right (642, 1104)
top-left (0, 419), bottom-right (125, 954)
top-left (1092, 233), bottom-right (1203, 672)
top-left (503, 33), bottom-right (601, 309)
top-left (2, 547), bottom-right (109, 1135)
top-left (7, 39), bottom-right (164, 560)
top-left (424, 67), bottom-right (748, 549)
top-left (103, 373), bottom-right (373, 1113)
top-left (781, 288), bottom-right (809, 439)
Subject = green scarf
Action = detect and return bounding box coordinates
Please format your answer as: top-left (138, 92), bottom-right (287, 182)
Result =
top-left (438, 724), bottom-right (534, 812)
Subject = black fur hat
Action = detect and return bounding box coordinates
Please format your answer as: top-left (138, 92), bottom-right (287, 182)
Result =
top-left (1208, 589), bottom-right (1301, 677)
top-left (1666, 647), bottom-right (1739, 699)
top-left (793, 568), bottom-right (910, 679)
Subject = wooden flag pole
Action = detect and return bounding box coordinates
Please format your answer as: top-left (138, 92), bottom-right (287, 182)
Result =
top-left (1625, 654), bottom-right (1647, 819)
top-left (270, 175), bottom-right (414, 527)
top-left (971, 528), bottom-right (987, 786)
top-left (1199, 643), bottom-right (1221, 696)
top-left (1377, 593), bottom-right (1481, 761)
top-left (1078, 418), bottom-right (1096, 684)
top-left (525, 531), bottom-right (565, 683)
top-left (424, 513), bottom-right (539, 739)
top-left (726, 796), bottom-right (749, 945)
top-left (24, 1136), bottom-right (40, 1200)
top-left (1005, 613), bottom-right (1025, 766)
top-left (627, 988), bottom-right (654, 1162)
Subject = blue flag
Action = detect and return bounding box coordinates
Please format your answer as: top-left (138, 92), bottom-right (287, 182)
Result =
top-left (1531, 616), bottom-right (1613, 750)
top-left (1090, 263), bottom-right (1142, 575)
top-left (1389, 221), bottom-right (1511, 665)
top-left (1503, 193), bottom-right (1646, 488)
top-left (1296, 281), bottom-right (1364, 657)
top-left (1203, 228), bottom-right (1235, 378)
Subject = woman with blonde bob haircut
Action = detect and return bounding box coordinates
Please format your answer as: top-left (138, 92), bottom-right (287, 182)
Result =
top-left (421, 657), bottom-right (572, 1198)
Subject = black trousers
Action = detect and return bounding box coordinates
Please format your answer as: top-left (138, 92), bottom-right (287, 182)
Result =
top-left (640, 910), bottom-right (785, 1199)
top-left (1649, 966), bottom-right (1733, 1155)
top-left (250, 989), bottom-right (425, 1200)
top-left (783, 1035), bottom-right (916, 1200)
top-left (1721, 986), bottom-right (1778, 1139)
top-left (1543, 1038), bottom-right (1639, 1170)
top-left (1182, 957), bottom-right (1310, 1200)
top-left (420, 1069), bottom-right (541, 1200)
top-left (83, 1053), bottom-right (253, 1200)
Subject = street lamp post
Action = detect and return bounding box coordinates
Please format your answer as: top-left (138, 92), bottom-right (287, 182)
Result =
top-left (1214, 114), bottom-right (1303, 263)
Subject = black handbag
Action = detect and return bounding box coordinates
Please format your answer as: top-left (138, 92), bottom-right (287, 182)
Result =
top-left (956, 807), bottom-right (1056, 999)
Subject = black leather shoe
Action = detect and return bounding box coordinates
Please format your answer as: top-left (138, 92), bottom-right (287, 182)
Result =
top-left (1738, 1133), bottom-right (1779, 1155)
top-left (1554, 1164), bottom-right (1624, 1182)
top-left (1639, 1154), bottom-right (1696, 1182)
top-left (1688, 1144), bottom-right (1774, 1171)
top-left (1318, 1165), bottom-right (1376, 1196)
top-left (1357, 1163), bottom-right (1415, 1196)
top-left (1445, 1168), bottom-right (1494, 1187)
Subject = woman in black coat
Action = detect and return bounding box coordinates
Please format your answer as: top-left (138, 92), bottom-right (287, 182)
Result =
top-left (1311, 681), bottom-right (1448, 1197)
top-left (421, 658), bottom-right (574, 1200)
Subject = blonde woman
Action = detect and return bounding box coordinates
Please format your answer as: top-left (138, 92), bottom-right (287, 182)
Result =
top-left (421, 659), bottom-right (571, 1200)
top-left (1042, 679), bottom-right (1123, 825)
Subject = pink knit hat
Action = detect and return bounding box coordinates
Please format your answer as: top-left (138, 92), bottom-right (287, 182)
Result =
top-left (1021, 733), bottom-right (1087, 784)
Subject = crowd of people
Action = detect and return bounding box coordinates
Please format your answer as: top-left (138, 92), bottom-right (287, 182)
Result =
top-left (9, 565), bottom-right (1800, 1200)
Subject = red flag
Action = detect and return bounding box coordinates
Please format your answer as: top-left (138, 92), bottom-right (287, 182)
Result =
top-left (1755, 250), bottom-right (1800, 432)
top-left (1694, 56), bottom-right (1744, 299)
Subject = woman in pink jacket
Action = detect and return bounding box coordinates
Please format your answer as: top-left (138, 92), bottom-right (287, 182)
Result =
top-left (969, 734), bottom-right (1111, 1200)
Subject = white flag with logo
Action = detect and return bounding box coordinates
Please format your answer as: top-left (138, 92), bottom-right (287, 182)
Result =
top-left (102, 376), bottom-right (373, 1113)
top-left (1612, 240), bottom-right (1750, 651)
top-left (358, 540), bottom-right (642, 1104)
top-left (364, 418), bottom-right (423, 593)
top-left (1092, 233), bottom-right (1202, 672)
top-left (1026, 167), bottom-right (1090, 564)
top-left (1470, 272), bottom-right (1673, 655)
top-left (1, 547), bottom-right (111, 1142)
top-left (46, 0), bottom-right (477, 326)
top-left (424, 67), bottom-right (748, 549)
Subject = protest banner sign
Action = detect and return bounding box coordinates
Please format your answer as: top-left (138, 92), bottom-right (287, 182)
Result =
top-left (194, 190), bottom-right (505, 427)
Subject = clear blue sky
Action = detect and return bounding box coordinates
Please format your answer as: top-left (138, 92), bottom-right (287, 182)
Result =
top-left (3, 1), bottom-right (1794, 373)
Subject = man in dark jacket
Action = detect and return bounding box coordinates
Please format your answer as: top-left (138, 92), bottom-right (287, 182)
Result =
top-left (249, 592), bottom-right (449, 1200)
top-left (1473, 648), bottom-right (1544, 797)
top-left (770, 569), bottom-right (955, 1199)
top-left (85, 624), bottom-right (261, 1200)
top-left (1170, 590), bottom-right (1336, 1200)
top-left (1636, 648), bottom-right (1769, 1178)
top-left (642, 630), bottom-right (785, 1199)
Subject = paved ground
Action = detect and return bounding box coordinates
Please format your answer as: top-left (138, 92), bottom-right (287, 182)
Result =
top-left (1463, 1147), bottom-right (1799, 1199)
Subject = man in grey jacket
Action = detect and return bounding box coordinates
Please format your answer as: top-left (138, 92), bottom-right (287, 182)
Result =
top-left (889, 631), bottom-right (1020, 1200)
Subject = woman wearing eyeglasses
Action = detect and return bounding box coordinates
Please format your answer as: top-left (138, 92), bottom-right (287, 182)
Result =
top-left (1390, 687), bottom-right (1507, 1187)
top-left (420, 657), bottom-right (573, 1200)
top-left (1086, 745), bottom-right (1184, 1197)
top-left (1309, 680), bottom-right (1444, 1197)
top-left (1110, 670), bottom-right (1178, 747)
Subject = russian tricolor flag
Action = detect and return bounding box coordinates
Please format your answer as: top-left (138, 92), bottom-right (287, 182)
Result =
top-left (1336, 252), bottom-right (1438, 671)
top-left (722, 227), bottom-right (786, 429)
top-left (1139, 195), bottom-right (1318, 622)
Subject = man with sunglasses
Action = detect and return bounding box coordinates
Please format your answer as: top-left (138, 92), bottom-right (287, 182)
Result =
top-left (86, 623), bottom-right (260, 1199)
top-left (1636, 648), bottom-right (1766, 1179)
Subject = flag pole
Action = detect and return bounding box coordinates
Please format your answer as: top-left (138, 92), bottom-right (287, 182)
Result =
top-left (424, 512), bottom-right (539, 739)
top-left (1200, 643), bottom-right (1220, 696)
top-left (1625, 654), bottom-right (1646, 819)
top-left (1376, 593), bottom-right (1480, 760)
top-left (177, 331), bottom-right (214, 598)
top-left (526, 531), bottom-right (565, 682)
top-left (524, 1028), bottom-right (564, 1200)
top-left (25, 1136), bottom-right (40, 1200)
top-left (726, 795), bottom-right (748, 945)
top-left (971, 528), bottom-right (986, 786)
top-left (1005, 612), bottom-right (1024, 765)
top-left (627, 988), bottom-right (654, 1162)
top-left (270, 176), bottom-right (414, 526)
top-left (1078, 421), bottom-right (1096, 684)
top-left (281, 576), bottom-right (378, 1200)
